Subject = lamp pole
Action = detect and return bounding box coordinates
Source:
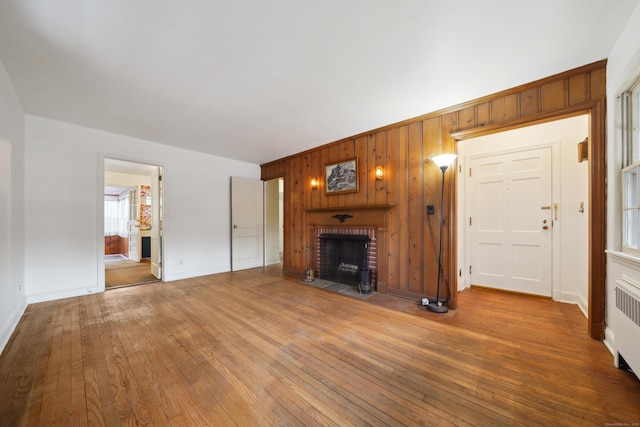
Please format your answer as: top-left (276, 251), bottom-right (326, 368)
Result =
top-left (427, 154), bottom-right (457, 314)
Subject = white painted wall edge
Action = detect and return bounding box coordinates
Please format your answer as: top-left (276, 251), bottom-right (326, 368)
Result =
top-left (0, 297), bottom-right (27, 354)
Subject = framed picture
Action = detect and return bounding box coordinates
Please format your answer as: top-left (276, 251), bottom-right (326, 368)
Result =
top-left (324, 157), bottom-right (358, 195)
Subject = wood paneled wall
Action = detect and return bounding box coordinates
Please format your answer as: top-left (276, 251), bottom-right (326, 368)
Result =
top-left (262, 60), bottom-right (607, 338)
top-left (104, 236), bottom-right (128, 256)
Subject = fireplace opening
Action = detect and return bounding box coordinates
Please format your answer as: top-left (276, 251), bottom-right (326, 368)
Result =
top-left (319, 233), bottom-right (372, 291)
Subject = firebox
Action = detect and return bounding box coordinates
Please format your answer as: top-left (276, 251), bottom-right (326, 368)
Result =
top-left (319, 233), bottom-right (371, 290)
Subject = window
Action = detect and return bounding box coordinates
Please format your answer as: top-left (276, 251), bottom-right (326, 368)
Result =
top-left (622, 78), bottom-right (640, 254)
top-left (104, 194), bottom-right (130, 237)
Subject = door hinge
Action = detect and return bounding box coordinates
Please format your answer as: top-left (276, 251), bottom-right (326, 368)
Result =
top-left (469, 217), bottom-right (472, 226)
top-left (469, 167), bottom-right (472, 177)
top-left (469, 265), bottom-right (472, 275)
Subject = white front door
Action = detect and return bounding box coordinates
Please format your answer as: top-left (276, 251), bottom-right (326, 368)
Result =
top-left (231, 177), bottom-right (264, 271)
top-left (150, 167), bottom-right (162, 279)
top-left (469, 147), bottom-right (553, 296)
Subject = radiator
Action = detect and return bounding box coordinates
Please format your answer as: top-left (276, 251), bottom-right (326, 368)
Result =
top-left (615, 276), bottom-right (640, 379)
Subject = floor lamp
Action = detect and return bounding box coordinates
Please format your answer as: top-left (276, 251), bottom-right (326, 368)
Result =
top-left (427, 154), bottom-right (457, 314)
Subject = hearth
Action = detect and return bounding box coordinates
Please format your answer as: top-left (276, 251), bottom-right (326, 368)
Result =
top-left (319, 233), bottom-right (372, 291)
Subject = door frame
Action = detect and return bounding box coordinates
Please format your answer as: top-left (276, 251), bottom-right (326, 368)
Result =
top-left (98, 153), bottom-right (165, 293)
top-left (461, 142), bottom-right (561, 298)
top-left (451, 103), bottom-right (605, 340)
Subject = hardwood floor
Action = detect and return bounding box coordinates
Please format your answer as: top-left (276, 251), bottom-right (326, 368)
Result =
top-left (1, 267), bottom-right (639, 426)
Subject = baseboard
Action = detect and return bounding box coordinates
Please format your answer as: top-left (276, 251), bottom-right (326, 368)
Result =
top-left (27, 284), bottom-right (99, 304)
top-left (604, 327), bottom-right (616, 362)
top-left (164, 266), bottom-right (230, 282)
top-left (576, 293), bottom-right (588, 318)
top-left (0, 295), bottom-right (28, 355)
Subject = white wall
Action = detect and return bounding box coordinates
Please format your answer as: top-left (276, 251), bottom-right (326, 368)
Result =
top-left (24, 115), bottom-right (260, 303)
top-left (458, 115), bottom-right (589, 312)
top-left (0, 57), bottom-right (27, 352)
top-left (605, 1), bottom-right (640, 355)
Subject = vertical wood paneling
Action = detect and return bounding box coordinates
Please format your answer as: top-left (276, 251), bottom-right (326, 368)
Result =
top-left (366, 134), bottom-right (376, 204)
top-left (407, 122), bottom-right (424, 294)
top-left (374, 130), bottom-right (388, 205)
top-left (325, 144), bottom-right (342, 208)
top-left (590, 68), bottom-right (606, 99)
top-left (423, 117), bottom-right (444, 297)
top-left (569, 74), bottom-right (589, 105)
top-left (541, 80), bottom-right (567, 111)
top-left (491, 94), bottom-right (519, 123)
top-left (355, 136), bottom-right (369, 206)
top-left (378, 128), bottom-right (400, 292)
top-left (477, 103), bottom-right (490, 128)
top-left (310, 150), bottom-right (322, 207)
top-left (265, 60), bottom-right (607, 322)
top-left (436, 114), bottom-right (457, 301)
top-left (343, 140), bottom-right (357, 207)
top-left (589, 99), bottom-right (607, 339)
top-left (458, 106), bottom-right (475, 131)
top-left (290, 156), bottom-right (305, 271)
top-left (442, 126), bottom-right (457, 306)
top-left (397, 126), bottom-right (410, 290)
top-left (520, 87), bottom-right (539, 116)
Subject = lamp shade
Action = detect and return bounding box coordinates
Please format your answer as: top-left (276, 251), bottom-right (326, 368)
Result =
top-left (432, 154), bottom-right (457, 169)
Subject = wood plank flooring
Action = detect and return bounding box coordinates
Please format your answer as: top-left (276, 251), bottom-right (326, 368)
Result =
top-left (1, 267), bottom-right (639, 426)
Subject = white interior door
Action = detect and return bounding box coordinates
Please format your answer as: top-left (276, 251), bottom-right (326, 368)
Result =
top-left (151, 168), bottom-right (162, 279)
top-left (231, 177), bottom-right (264, 271)
top-left (469, 147), bottom-right (553, 296)
top-left (127, 186), bottom-right (140, 262)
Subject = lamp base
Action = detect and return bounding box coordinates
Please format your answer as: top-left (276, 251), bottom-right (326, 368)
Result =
top-left (425, 302), bottom-right (448, 313)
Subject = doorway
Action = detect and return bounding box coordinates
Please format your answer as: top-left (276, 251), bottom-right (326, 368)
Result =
top-left (458, 115), bottom-right (589, 308)
top-left (104, 158), bottom-right (163, 288)
top-left (265, 177), bottom-right (284, 266)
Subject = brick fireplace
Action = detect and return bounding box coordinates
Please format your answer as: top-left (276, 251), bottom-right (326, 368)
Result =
top-left (305, 204), bottom-right (394, 293)
top-left (316, 227), bottom-right (377, 288)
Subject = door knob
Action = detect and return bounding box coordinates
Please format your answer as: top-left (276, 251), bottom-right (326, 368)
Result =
top-left (543, 225), bottom-right (549, 230)
top-left (233, 224), bottom-right (238, 229)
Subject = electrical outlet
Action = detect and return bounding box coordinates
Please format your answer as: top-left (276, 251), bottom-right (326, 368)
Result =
top-left (17, 283), bottom-right (21, 293)
top-left (179, 259), bottom-right (184, 265)
top-left (427, 205), bottom-right (435, 215)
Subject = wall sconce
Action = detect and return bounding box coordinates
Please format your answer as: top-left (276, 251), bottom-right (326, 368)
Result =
top-left (375, 166), bottom-right (384, 180)
top-left (311, 177), bottom-right (318, 190)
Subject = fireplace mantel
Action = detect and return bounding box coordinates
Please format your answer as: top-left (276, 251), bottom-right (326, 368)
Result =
top-left (305, 204), bottom-right (395, 228)
top-left (305, 204), bottom-right (394, 293)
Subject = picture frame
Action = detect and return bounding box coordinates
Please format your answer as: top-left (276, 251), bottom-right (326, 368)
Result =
top-left (324, 157), bottom-right (358, 195)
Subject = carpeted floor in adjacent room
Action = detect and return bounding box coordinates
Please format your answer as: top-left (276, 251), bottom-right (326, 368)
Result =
top-left (105, 256), bottom-right (159, 288)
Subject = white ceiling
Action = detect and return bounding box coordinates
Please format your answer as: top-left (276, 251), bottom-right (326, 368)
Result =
top-left (104, 158), bottom-right (159, 175)
top-left (0, 1), bottom-right (638, 165)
